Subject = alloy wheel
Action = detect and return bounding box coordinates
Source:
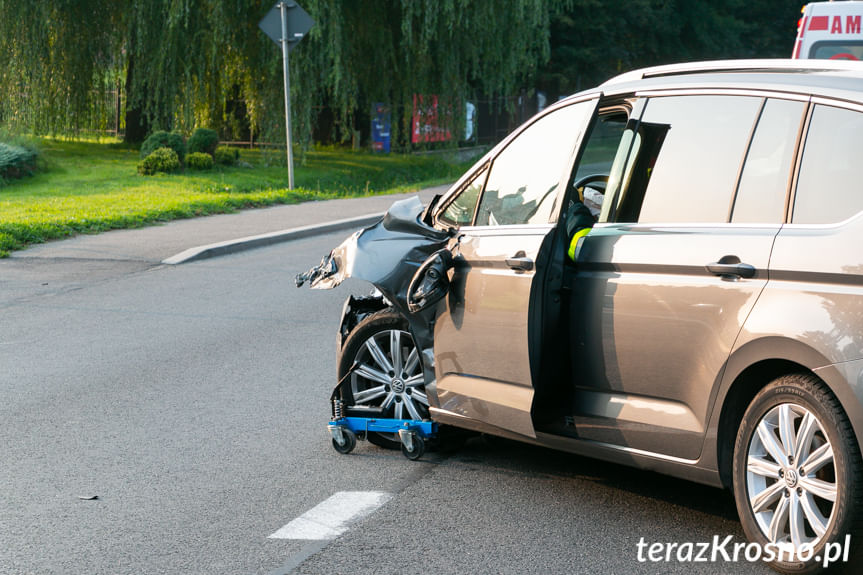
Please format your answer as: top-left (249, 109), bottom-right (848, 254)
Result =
top-left (746, 402), bottom-right (838, 553)
top-left (350, 328), bottom-right (428, 422)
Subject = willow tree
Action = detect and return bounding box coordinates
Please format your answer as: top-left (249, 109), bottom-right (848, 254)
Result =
top-left (0, 0), bottom-right (122, 134)
top-left (122, 0), bottom-right (276, 141)
top-left (0, 0), bottom-right (567, 145)
top-left (290, 0), bottom-right (568, 147)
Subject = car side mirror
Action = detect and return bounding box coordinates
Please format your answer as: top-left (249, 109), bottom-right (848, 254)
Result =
top-left (407, 248), bottom-right (454, 313)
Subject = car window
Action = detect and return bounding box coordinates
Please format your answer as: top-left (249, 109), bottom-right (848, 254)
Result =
top-left (437, 165), bottom-right (487, 227)
top-left (793, 105), bottom-right (863, 224)
top-left (572, 113), bottom-right (628, 184)
top-left (609, 95), bottom-right (762, 224)
top-left (475, 101), bottom-right (594, 226)
top-left (563, 112), bottom-right (629, 219)
top-left (810, 40), bottom-right (863, 60)
top-left (598, 124), bottom-right (638, 224)
top-left (732, 99), bottom-right (805, 224)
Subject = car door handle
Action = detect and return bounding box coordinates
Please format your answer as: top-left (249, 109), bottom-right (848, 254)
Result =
top-left (706, 256), bottom-right (756, 279)
top-left (506, 252), bottom-right (534, 271)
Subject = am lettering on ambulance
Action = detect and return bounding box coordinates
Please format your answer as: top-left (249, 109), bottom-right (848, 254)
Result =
top-left (793, 1), bottom-right (863, 60)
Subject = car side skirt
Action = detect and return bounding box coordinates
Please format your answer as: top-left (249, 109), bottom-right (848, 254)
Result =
top-left (431, 407), bottom-right (724, 488)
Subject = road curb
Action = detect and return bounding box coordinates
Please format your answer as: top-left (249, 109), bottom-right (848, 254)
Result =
top-left (161, 212), bottom-right (383, 265)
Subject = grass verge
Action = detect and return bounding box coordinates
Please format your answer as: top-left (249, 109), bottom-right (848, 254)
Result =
top-left (0, 139), bottom-right (476, 257)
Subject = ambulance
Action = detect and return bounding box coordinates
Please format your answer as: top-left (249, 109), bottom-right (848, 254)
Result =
top-left (793, 1), bottom-right (863, 59)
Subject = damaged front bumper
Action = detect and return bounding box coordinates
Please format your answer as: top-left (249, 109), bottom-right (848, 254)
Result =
top-left (296, 196), bottom-right (457, 394)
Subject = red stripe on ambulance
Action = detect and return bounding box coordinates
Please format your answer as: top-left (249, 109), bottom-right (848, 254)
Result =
top-left (809, 15), bottom-right (829, 30)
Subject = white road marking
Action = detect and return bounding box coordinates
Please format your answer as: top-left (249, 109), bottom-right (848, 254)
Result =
top-left (268, 491), bottom-right (392, 540)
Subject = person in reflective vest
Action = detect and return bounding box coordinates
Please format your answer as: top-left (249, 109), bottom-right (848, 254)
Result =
top-left (564, 186), bottom-right (601, 260)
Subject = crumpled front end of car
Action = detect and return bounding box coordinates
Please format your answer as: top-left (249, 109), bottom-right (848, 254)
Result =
top-left (296, 196), bottom-right (456, 390)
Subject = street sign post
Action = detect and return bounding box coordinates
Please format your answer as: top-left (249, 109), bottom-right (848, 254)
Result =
top-left (258, 2), bottom-right (314, 190)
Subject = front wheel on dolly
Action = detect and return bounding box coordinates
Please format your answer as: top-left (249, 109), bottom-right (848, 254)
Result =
top-left (337, 309), bottom-right (429, 450)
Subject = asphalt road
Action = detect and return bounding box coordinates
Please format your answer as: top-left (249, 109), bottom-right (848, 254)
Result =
top-left (0, 230), bottom-right (773, 575)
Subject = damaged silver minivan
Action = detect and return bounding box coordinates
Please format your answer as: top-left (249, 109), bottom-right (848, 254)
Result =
top-left (298, 60), bottom-right (863, 573)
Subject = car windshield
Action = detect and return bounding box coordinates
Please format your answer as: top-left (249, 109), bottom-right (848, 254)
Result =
top-left (811, 41), bottom-right (863, 60)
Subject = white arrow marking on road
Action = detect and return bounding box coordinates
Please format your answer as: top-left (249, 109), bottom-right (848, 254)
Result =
top-left (268, 491), bottom-right (392, 540)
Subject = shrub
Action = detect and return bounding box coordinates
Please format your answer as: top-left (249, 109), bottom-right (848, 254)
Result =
top-left (187, 128), bottom-right (219, 156)
top-left (0, 142), bottom-right (38, 183)
top-left (138, 147), bottom-right (180, 175)
top-left (214, 146), bottom-right (239, 166)
top-left (185, 152), bottom-right (214, 170)
top-left (140, 131), bottom-right (186, 162)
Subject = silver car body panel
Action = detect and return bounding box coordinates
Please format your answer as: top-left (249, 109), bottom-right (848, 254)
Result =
top-left (728, 213), bottom-right (863, 450)
top-left (569, 222), bottom-right (780, 460)
top-left (432, 224), bottom-right (554, 439)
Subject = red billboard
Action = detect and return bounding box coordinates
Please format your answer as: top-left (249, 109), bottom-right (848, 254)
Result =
top-left (411, 94), bottom-right (452, 144)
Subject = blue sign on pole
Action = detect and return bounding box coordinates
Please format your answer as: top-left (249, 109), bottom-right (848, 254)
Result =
top-left (371, 103), bottom-right (391, 153)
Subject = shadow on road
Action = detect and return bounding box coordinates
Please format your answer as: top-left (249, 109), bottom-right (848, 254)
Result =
top-left (450, 435), bottom-right (739, 522)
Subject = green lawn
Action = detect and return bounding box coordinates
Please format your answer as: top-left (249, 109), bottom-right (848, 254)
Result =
top-left (0, 139), bottom-right (474, 256)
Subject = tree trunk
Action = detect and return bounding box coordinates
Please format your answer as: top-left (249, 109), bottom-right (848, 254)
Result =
top-left (123, 54), bottom-right (149, 143)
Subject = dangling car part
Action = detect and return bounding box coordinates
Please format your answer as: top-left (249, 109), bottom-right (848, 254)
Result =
top-left (407, 248), bottom-right (454, 314)
top-left (297, 196), bottom-right (457, 450)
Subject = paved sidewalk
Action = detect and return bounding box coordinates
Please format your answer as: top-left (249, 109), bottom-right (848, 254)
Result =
top-left (10, 185), bottom-right (447, 264)
top-left (1, 186), bottom-right (448, 303)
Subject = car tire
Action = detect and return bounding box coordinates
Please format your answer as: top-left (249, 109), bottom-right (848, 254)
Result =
top-left (337, 309), bottom-right (429, 450)
top-left (732, 373), bottom-right (862, 574)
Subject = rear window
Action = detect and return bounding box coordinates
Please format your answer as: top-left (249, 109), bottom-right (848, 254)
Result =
top-left (793, 105), bottom-right (863, 224)
top-left (611, 95), bottom-right (761, 224)
top-left (732, 99), bottom-right (805, 224)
